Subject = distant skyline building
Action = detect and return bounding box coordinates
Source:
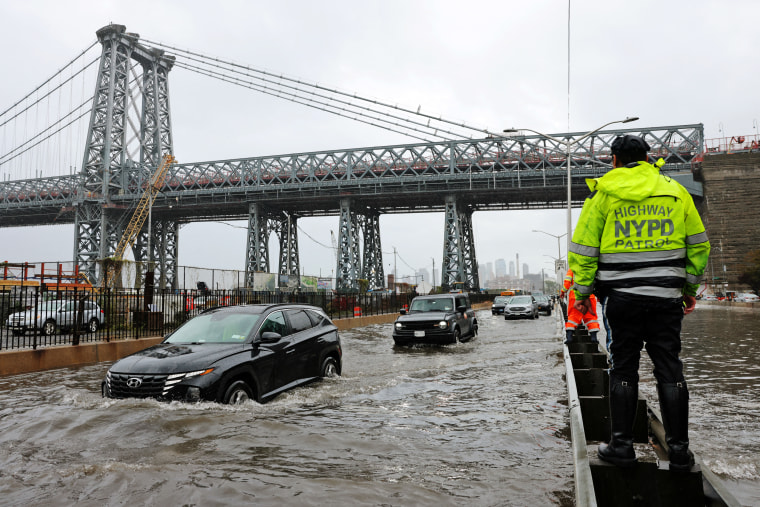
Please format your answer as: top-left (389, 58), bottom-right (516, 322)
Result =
top-left (509, 261), bottom-right (515, 277)
top-left (523, 263), bottom-right (529, 276)
top-left (495, 258), bottom-right (506, 277)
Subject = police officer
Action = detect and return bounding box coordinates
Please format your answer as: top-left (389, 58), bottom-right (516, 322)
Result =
top-left (569, 134), bottom-right (710, 470)
top-left (561, 268), bottom-right (600, 344)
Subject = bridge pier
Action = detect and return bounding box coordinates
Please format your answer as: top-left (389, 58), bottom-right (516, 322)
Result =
top-left (274, 212), bottom-right (300, 287)
top-left (336, 199), bottom-right (362, 291)
top-left (442, 195), bottom-right (480, 291)
top-left (245, 203), bottom-right (271, 287)
top-left (361, 212), bottom-right (385, 290)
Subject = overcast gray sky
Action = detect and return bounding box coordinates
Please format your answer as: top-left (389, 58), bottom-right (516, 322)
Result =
top-left (1, 0), bottom-right (757, 283)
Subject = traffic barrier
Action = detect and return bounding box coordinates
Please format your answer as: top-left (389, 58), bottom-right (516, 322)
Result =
top-left (354, 306), bottom-right (362, 317)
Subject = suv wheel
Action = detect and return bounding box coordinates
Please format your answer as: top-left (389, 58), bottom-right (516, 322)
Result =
top-left (320, 357), bottom-right (340, 378)
top-left (452, 328), bottom-right (461, 344)
top-left (223, 380), bottom-right (253, 405)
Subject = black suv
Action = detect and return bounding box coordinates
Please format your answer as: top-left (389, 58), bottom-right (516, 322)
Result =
top-left (392, 294), bottom-right (477, 345)
top-left (102, 304), bottom-right (342, 404)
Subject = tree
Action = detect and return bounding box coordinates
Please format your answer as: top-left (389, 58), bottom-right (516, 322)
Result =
top-left (737, 250), bottom-right (760, 295)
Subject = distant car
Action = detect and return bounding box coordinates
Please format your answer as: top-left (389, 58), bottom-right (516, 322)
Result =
top-left (701, 294), bottom-right (719, 301)
top-left (535, 295), bottom-right (552, 316)
top-left (102, 303), bottom-right (342, 404)
top-left (6, 299), bottom-right (105, 336)
top-left (393, 294), bottom-right (477, 345)
top-left (504, 295), bottom-right (539, 320)
top-left (736, 293), bottom-right (760, 303)
top-left (491, 296), bottom-right (511, 315)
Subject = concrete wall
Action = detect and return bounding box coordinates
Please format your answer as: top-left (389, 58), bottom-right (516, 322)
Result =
top-left (0, 303), bottom-right (491, 377)
top-left (698, 152), bottom-right (760, 293)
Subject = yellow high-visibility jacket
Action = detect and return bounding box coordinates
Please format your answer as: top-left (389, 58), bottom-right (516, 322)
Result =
top-left (568, 160), bottom-right (710, 300)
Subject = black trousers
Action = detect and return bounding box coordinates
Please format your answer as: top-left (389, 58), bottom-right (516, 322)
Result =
top-left (603, 292), bottom-right (686, 385)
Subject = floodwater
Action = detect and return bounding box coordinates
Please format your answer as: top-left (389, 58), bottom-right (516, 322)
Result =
top-left (0, 304), bottom-right (758, 506)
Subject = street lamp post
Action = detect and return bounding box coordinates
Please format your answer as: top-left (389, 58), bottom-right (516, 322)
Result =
top-left (532, 229), bottom-right (566, 264)
top-left (505, 117), bottom-right (639, 253)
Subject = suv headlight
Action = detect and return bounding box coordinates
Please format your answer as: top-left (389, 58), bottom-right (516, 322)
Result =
top-left (438, 321), bottom-right (448, 329)
top-left (395, 322), bottom-right (403, 329)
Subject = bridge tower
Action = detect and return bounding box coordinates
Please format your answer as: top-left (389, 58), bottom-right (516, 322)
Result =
top-left (245, 203), bottom-right (270, 286)
top-left (74, 24), bottom-right (177, 287)
top-left (441, 195), bottom-right (480, 291)
top-left (361, 212), bottom-right (385, 290)
top-left (274, 212), bottom-right (301, 288)
top-left (335, 199), bottom-right (362, 291)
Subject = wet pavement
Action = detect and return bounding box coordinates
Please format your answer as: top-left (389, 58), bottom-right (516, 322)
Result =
top-left (0, 304), bottom-right (758, 506)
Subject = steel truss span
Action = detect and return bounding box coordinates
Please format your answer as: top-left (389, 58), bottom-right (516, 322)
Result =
top-left (0, 124), bottom-right (703, 223)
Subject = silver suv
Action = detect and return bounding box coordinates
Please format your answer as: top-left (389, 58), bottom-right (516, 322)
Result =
top-left (6, 300), bottom-right (105, 335)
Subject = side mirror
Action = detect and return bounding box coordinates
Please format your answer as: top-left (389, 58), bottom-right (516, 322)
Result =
top-left (399, 308), bottom-right (407, 315)
top-left (456, 305), bottom-right (467, 314)
top-left (260, 331), bottom-right (282, 343)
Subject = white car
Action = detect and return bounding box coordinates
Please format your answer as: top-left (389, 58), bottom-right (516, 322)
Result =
top-left (736, 293), bottom-right (759, 303)
top-left (701, 294), bottom-right (719, 301)
top-left (6, 299), bottom-right (105, 335)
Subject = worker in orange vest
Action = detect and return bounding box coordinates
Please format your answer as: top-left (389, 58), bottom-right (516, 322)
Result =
top-left (561, 268), bottom-right (599, 344)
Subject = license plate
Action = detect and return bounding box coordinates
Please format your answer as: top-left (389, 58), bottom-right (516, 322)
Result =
top-left (414, 330), bottom-right (425, 337)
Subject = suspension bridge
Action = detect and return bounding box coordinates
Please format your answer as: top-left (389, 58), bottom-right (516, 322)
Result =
top-left (0, 24), bottom-right (704, 291)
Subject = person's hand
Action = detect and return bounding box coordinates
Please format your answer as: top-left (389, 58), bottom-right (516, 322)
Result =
top-left (574, 298), bottom-right (592, 314)
top-left (683, 295), bottom-right (696, 315)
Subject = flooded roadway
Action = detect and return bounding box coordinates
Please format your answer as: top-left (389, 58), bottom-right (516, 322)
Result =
top-left (1, 305), bottom-right (759, 506)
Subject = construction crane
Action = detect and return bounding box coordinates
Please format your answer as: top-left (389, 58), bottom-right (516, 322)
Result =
top-left (104, 154), bottom-right (176, 288)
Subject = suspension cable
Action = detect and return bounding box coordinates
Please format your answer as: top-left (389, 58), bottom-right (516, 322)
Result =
top-left (0, 108), bottom-right (91, 168)
top-left (174, 62), bottom-right (438, 144)
top-left (173, 53), bottom-right (470, 141)
top-left (0, 42), bottom-right (98, 119)
top-left (140, 37), bottom-right (495, 139)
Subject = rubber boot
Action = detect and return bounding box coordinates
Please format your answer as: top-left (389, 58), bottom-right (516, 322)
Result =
top-left (590, 331), bottom-right (599, 344)
top-left (657, 382), bottom-right (694, 471)
top-left (598, 379), bottom-right (638, 467)
top-left (564, 329), bottom-right (574, 345)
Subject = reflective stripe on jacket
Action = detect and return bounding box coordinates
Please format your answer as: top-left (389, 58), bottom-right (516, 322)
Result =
top-left (568, 160), bottom-right (710, 299)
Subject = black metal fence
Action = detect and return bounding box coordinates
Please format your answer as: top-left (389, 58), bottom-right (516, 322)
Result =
top-left (0, 286), bottom-right (421, 351)
top-left (0, 287), bottom-right (493, 351)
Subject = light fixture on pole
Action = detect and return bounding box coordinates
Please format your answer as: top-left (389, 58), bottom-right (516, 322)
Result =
top-left (504, 117), bottom-right (639, 253)
top-left (532, 229), bottom-right (566, 264)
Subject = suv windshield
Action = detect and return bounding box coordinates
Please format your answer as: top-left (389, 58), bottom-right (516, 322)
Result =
top-left (510, 296), bottom-right (532, 304)
top-left (410, 297), bottom-right (454, 312)
top-left (166, 312), bottom-right (261, 344)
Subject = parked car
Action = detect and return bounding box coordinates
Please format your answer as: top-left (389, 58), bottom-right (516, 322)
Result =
top-left (6, 299), bottom-right (105, 336)
top-left (393, 294), bottom-right (477, 345)
top-left (535, 295), bottom-right (552, 316)
top-left (504, 295), bottom-right (539, 320)
top-left (102, 303), bottom-right (342, 404)
top-left (491, 296), bottom-right (511, 315)
top-left (701, 294), bottom-right (720, 301)
top-left (736, 293), bottom-right (760, 303)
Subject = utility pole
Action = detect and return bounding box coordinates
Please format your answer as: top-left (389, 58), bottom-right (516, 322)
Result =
top-left (431, 257), bottom-right (436, 292)
top-left (393, 247), bottom-right (398, 294)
